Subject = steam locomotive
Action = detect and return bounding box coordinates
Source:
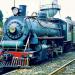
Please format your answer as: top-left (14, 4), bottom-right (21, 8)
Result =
top-left (0, 4), bottom-right (74, 67)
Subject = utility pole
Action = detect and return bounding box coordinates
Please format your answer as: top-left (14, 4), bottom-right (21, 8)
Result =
top-left (14, 0), bottom-right (15, 7)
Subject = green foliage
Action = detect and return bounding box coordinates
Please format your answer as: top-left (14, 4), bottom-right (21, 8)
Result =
top-left (0, 21), bottom-right (3, 28)
top-left (0, 10), bottom-right (3, 21)
top-left (0, 10), bottom-right (3, 28)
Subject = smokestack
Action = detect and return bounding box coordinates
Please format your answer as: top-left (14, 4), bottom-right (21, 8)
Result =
top-left (19, 5), bottom-right (26, 16)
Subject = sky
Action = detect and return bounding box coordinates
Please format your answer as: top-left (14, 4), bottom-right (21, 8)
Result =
top-left (0, 0), bottom-right (75, 21)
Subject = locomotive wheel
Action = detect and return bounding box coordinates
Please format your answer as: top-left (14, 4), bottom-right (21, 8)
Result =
top-left (63, 41), bottom-right (72, 52)
top-left (53, 46), bottom-right (63, 56)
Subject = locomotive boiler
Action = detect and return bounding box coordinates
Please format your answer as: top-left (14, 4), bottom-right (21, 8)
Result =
top-left (0, 4), bottom-right (72, 67)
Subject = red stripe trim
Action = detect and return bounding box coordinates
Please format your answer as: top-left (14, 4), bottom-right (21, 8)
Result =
top-left (8, 51), bottom-right (34, 58)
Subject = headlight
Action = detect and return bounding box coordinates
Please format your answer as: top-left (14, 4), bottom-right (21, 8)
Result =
top-left (28, 54), bottom-right (33, 57)
top-left (12, 7), bottom-right (19, 15)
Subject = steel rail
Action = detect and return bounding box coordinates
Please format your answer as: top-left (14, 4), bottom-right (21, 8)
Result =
top-left (48, 59), bottom-right (75, 75)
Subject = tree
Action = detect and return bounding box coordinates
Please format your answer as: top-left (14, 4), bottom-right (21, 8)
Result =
top-left (0, 10), bottom-right (3, 28)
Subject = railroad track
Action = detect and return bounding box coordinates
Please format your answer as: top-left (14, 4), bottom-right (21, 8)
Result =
top-left (4, 59), bottom-right (75, 75)
top-left (3, 52), bottom-right (75, 75)
top-left (49, 59), bottom-right (75, 75)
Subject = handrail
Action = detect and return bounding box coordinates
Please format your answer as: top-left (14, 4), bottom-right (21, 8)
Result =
top-left (24, 34), bottom-right (30, 52)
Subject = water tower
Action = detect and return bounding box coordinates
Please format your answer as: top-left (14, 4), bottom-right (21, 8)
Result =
top-left (39, 0), bottom-right (60, 18)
